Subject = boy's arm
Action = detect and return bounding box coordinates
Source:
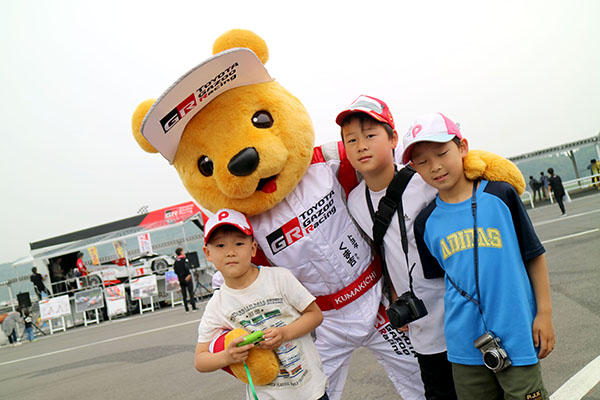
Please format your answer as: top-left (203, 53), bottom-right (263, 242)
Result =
top-left (260, 301), bottom-right (323, 350)
top-left (194, 336), bottom-right (254, 372)
top-left (526, 254), bottom-right (555, 359)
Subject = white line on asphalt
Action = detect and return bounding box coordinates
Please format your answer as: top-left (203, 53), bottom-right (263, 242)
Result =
top-left (541, 229), bottom-right (599, 244)
top-left (550, 354), bottom-right (600, 400)
top-left (534, 209), bottom-right (600, 227)
top-left (0, 318), bottom-right (202, 367)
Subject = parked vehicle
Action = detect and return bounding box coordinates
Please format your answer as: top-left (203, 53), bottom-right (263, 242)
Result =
top-left (89, 254), bottom-right (176, 284)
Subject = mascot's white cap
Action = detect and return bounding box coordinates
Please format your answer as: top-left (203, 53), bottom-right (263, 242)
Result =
top-left (141, 48), bottom-right (272, 164)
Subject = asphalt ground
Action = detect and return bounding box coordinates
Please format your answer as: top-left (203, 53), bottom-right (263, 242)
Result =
top-left (1, 192), bottom-right (599, 399)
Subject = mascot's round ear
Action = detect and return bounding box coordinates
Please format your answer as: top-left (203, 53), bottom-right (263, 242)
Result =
top-left (213, 29), bottom-right (269, 64)
top-left (132, 99), bottom-right (158, 153)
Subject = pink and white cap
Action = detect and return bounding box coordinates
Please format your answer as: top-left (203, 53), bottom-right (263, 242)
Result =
top-left (400, 112), bottom-right (462, 164)
top-left (203, 208), bottom-right (253, 243)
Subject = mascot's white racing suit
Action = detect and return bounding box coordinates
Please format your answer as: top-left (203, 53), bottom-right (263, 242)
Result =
top-left (249, 142), bottom-right (425, 400)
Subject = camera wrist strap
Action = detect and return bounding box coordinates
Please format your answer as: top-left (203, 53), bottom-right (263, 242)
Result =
top-left (444, 180), bottom-right (489, 330)
top-left (366, 166), bottom-right (416, 301)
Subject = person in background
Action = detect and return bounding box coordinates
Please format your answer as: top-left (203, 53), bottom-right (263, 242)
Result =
top-left (539, 172), bottom-right (550, 199)
top-left (51, 257), bottom-right (65, 280)
top-left (30, 267), bottom-right (49, 299)
top-left (528, 175), bottom-right (541, 202)
top-left (588, 159), bottom-right (600, 189)
top-left (173, 247), bottom-right (198, 313)
top-left (547, 167), bottom-right (567, 216)
top-left (51, 257), bottom-right (66, 293)
top-left (211, 270), bottom-right (224, 290)
top-left (2, 311), bottom-right (21, 346)
top-left (76, 252), bottom-right (88, 277)
top-left (22, 308), bottom-right (35, 342)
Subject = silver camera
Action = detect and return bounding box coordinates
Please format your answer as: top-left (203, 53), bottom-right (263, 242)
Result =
top-left (474, 332), bottom-right (512, 373)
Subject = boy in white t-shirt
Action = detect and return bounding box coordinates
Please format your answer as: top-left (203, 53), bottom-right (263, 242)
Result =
top-left (337, 95), bottom-right (456, 399)
top-left (194, 208), bottom-right (329, 400)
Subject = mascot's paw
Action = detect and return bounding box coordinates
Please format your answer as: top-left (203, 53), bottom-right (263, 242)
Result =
top-left (464, 150), bottom-right (525, 195)
top-left (224, 328), bottom-right (279, 385)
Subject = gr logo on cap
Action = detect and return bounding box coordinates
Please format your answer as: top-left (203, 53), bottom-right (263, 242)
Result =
top-left (204, 208), bottom-right (254, 243)
top-left (141, 48), bottom-right (273, 164)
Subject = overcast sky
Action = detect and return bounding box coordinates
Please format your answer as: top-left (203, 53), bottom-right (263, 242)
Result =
top-left (1, 0), bottom-right (599, 264)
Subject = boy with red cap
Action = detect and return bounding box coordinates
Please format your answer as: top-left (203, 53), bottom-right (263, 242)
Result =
top-left (194, 208), bottom-right (329, 400)
top-left (337, 96), bottom-right (456, 399)
top-left (406, 113), bottom-right (554, 399)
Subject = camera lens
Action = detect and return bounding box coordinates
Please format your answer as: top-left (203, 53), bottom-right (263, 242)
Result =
top-left (483, 351), bottom-right (501, 370)
top-left (387, 305), bottom-right (412, 329)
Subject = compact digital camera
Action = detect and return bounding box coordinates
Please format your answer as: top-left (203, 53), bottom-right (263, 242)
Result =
top-left (386, 291), bottom-right (428, 329)
top-left (474, 332), bottom-right (512, 373)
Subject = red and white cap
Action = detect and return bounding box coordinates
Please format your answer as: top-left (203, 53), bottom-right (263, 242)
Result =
top-left (335, 95), bottom-right (395, 130)
top-left (400, 112), bottom-right (462, 165)
top-left (203, 208), bottom-right (253, 243)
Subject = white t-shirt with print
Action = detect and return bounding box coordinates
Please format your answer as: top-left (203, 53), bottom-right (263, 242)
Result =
top-left (198, 266), bottom-right (327, 400)
top-left (347, 169), bottom-right (447, 355)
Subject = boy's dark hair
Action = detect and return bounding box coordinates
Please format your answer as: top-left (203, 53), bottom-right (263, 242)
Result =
top-left (175, 247), bottom-right (183, 256)
top-left (547, 168), bottom-right (554, 175)
top-left (31, 267), bottom-right (37, 273)
top-left (592, 159), bottom-right (597, 163)
top-left (339, 113), bottom-right (395, 140)
top-left (77, 251), bottom-right (83, 258)
top-left (450, 136), bottom-right (461, 148)
top-left (207, 225), bottom-right (253, 244)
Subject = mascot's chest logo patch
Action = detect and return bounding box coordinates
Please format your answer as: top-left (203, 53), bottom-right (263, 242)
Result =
top-left (266, 190), bottom-right (336, 255)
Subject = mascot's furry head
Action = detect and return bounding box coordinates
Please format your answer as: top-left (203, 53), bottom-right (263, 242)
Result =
top-left (132, 29), bottom-right (316, 216)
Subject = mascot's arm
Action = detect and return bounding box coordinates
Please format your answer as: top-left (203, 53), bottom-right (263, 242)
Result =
top-left (463, 150), bottom-right (525, 195)
top-left (313, 141), bottom-right (360, 199)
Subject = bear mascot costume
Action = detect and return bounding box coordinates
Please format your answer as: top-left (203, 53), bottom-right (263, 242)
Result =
top-left (132, 29), bottom-right (525, 399)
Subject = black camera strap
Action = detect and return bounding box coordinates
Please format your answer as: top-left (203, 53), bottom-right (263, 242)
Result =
top-left (365, 166), bottom-right (416, 302)
top-left (444, 180), bottom-right (489, 330)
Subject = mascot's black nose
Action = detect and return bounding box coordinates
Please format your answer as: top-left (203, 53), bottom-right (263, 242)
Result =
top-left (228, 147), bottom-right (259, 176)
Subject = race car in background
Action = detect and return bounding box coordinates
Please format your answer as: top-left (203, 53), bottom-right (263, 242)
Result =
top-left (89, 253), bottom-right (176, 285)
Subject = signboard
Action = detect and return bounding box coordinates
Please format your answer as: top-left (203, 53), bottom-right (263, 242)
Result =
top-left (139, 201), bottom-right (203, 228)
top-left (39, 295), bottom-right (71, 321)
top-left (165, 270), bottom-right (180, 292)
top-left (88, 246), bottom-right (100, 265)
top-left (137, 233), bottom-right (153, 255)
top-left (74, 287), bottom-right (104, 313)
top-left (105, 284), bottom-right (127, 317)
top-left (113, 240), bottom-right (126, 259)
top-left (130, 275), bottom-right (158, 300)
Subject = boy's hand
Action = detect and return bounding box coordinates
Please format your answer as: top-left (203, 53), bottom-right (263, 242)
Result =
top-left (532, 313), bottom-right (555, 359)
top-left (259, 327), bottom-right (286, 350)
top-left (225, 336), bottom-right (254, 364)
top-left (397, 324), bottom-right (409, 332)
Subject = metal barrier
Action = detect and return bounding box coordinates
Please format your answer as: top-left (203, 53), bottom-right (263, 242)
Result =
top-left (522, 174), bottom-right (597, 205)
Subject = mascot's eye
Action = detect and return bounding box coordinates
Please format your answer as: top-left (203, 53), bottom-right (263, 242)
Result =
top-left (197, 155), bottom-right (214, 177)
top-left (251, 111), bottom-right (274, 129)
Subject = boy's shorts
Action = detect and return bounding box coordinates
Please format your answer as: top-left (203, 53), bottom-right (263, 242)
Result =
top-left (452, 362), bottom-right (547, 400)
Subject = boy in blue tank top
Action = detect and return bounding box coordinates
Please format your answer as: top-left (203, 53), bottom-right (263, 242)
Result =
top-left (405, 113), bottom-right (555, 400)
